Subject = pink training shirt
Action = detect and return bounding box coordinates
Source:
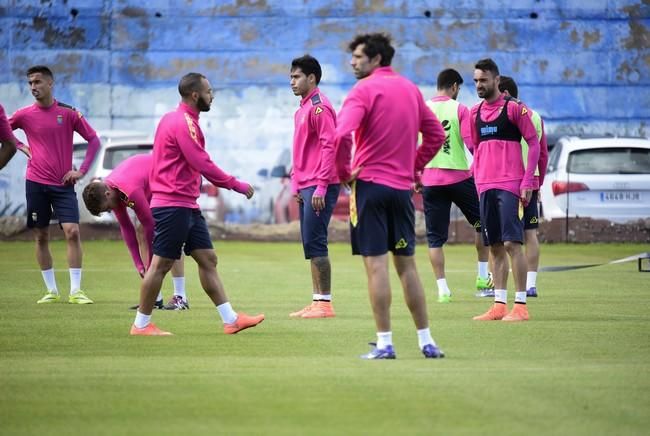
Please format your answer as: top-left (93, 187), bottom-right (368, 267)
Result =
top-left (291, 87), bottom-right (339, 197)
top-left (335, 66), bottom-right (445, 190)
top-left (0, 104), bottom-right (19, 143)
top-left (9, 100), bottom-right (99, 186)
top-left (421, 95), bottom-right (475, 187)
top-left (150, 102), bottom-right (250, 209)
top-left (105, 153), bottom-right (154, 273)
top-left (469, 94), bottom-right (540, 196)
top-left (535, 116), bottom-right (549, 189)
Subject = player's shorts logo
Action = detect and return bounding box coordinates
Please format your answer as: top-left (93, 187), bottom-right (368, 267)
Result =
top-left (395, 238), bottom-right (408, 249)
top-left (529, 216), bottom-right (538, 224)
top-left (31, 212), bottom-right (37, 221)
top-left (473, 221), bottom-right (481, 229)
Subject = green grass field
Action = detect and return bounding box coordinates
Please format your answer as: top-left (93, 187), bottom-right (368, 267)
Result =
top-left (1, 241), bottom-right (648, 435)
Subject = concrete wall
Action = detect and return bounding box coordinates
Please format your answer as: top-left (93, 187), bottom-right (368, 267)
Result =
top-left (1, 0), bottom-right (648, 221)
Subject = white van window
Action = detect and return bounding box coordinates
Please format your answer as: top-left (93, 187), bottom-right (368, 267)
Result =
top-left (103, 146), bottom-right (152, 170)
top-left (568, 147), bottom-right (650, 174)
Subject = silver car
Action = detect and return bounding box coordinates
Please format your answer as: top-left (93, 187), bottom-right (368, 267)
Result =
top-left (540, 136), bottom-right (650, 223)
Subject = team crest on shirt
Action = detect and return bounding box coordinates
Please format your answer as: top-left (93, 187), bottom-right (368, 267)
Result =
top-left (56, 115), bottom-right (63, 124)
top-left (314, 107), bottom-right (323, 115)
top-left (521, 107), bottom-right (528, 116)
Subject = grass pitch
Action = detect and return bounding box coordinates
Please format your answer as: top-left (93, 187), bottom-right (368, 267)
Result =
top-left (0, 241), bottom-right (648, 435)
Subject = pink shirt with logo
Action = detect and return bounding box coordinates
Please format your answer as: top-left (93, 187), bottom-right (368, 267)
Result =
top-left (0, 104), bottom-right (19, 143)
top-left (291, 88), bottom-right (339, 197)
top-left (469, 94), bottom-right (540, 196)
top-left (150, 102), bottom-right (250, 209)
top-left (9, 100), bottom-right (99, 185)
top-left (421, 95), bottom-right (475, 187)
top-left (335, 67), bottom-right (446, 190)
top-left (105, 153), bottom-right (154, 273)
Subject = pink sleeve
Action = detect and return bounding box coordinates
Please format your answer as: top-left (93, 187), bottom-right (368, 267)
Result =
top-left (415, 95), bottom-right (446, 175)
top-left (73, 113), bottom-right (100, 174)
top-left (538, 117), bottom-right (549, 187)
top-left (311, 106), bottom-right (336, 191)
top-left (113, 205), bottom-right (145, 273)
top-left (0, 105), bottom-right (18, 143)
top-left (335, 87), bottom-right (367, 181)
top-left (458, 104), bottom-right (475, 153)
top-left (335, 133), bottom-right (353, 182)
top-left (469, 106), bottom-right (480, 153)
top-left (510, 103), bottom-right (540, 191)
top-left (176, 119), bottom-right (240, 191)
top-left (7, 110), bottom-right (27, 151)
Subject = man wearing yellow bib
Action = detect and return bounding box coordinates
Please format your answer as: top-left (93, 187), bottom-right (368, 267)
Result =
top-left (420, 69), bottom-right (492, 303)
top-left (498, 76), bottom-right (548, 298)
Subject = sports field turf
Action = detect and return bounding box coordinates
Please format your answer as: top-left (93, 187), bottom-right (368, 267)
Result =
top-left (0, 241), bottom-right (648, 435)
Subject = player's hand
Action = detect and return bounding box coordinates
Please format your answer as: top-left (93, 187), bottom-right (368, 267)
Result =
top-left (62, 170), bottom-right (83, 185)
top-left (312, 194), bottom-right (325, 212)
top-left (520, 188), bottom-right (532, 206)
top-left (138, 268), bottom-right (145, 279)
top-left (244, 184), bottom-right (254, 199)
top-left (412, 181), bottom-right (423, 193)
top-left (294, 193), bottom-right (303, 204)
top-left (18, 145), bottom-right (32, 160)
top-left (342, 166), bottom-right (362, 189)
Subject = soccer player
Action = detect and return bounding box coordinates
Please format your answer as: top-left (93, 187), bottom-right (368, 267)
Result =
top-left (498, 76), bottom-right (548, 298)
top-left (82, 153), bottom-right (191, 310)
top-left (288, 54), bottom-right (343, 319)
top-left (469, 59), bottom-right (541, 322)
top-left (419, 68), bottom-right (491, 303)
top-left (335, 33), bottom-right (446, 359)
top-left (0, 104), bottom-right (18, 169)
top-left (9, 65), bottom-right (100, 304)
top-left (130, 72), bottom-right (264, 336)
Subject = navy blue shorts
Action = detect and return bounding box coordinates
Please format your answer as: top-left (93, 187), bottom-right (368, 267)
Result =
top-left (26, 180), bottom-right (79, 228)
top-left (299, 184), bottom-right (340, 259)
top-left (152, 207), bottom-right (213, 260)
top-left (479, 189), bottom-right (524, 245)
top-left (350, 180), bottom-right (415, 257)
top-left (422, 177), bottom-right (482, 248)
top-left (523, 190), bottom-right (539, 230)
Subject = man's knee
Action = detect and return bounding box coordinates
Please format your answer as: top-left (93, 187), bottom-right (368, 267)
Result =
top-left (194, 249), bottom-right (218, 269)
top-left (34, 228), bottom-right (49, 245)
top-left (504, 241), bottom-right (522, 256)
top-left (63, 225), bottom-right (80, 242)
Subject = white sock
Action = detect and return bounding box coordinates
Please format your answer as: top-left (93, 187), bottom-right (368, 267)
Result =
top-left (312, 293), bottom-right (320, 301)
top-left (156, 291), bottom-right (163, 303)
top-left (41, 268), bottom-right (58, 294)
top-left (526, 272), bottom-right (537, 290)
top-left (494, 289), bottom-right (507, 304)
top-left (69, 268), bottom-right (82, 294)
top-left (478, 262), bottom-right (489, 279)
top-left (436, 278), bottom-right (451, 296)
top-left (216, 302), bottom-right (238, 324)
top-left (134, 311), bottom-right (151, 329)
top-left (172, 277), bottom-right (186, 300)
top-left (319, 294), bottom-right (332, 301)
top-left (515, 291), bottom-right (527, 304)
top-left (417, 327), bottom-right (436, 349)
top-left (376, 331), bottom-right (393, 349)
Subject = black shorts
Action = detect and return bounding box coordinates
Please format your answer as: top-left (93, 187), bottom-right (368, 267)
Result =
top-left (299, 184), bottom-right (340, 259)
top-left (350, 180), bottom-right (415, 257)
top-left (26, 180), bottom-right (79, 228)
top-left (422, 177), bottom-right (482, 248)
top-left (479, 189), bottom-right (524, 246)
top-left (152, 207), bottom-right (213, 260)
top-left (523, 190), bottom-right (539, 230)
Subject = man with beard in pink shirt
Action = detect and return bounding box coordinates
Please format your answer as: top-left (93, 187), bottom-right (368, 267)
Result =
top-left (130, 72), bottom-right (264, 336)
top-left (0, 104), bottom-right (19, 169)
top-left (469, 58), bottom-right (541, 322)
top-left (9, 65), bottom-right (100, 305)
top-left (82, 153), bottom-right (191, 310)
top-left (335, 33), bottom-right (446, 359)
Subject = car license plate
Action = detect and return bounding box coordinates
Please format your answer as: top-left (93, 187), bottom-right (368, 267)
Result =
top-left (600, 191), bottom-right (641, 201)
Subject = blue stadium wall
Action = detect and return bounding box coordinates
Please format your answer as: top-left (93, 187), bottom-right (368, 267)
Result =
top-left (1, 0), bottom-right (648, 219)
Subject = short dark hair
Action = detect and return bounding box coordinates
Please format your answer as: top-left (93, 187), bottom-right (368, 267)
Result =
top-left (291, 55), bottom-right (322, 85)
top-left (437, 68), bottom-right (464, 90)
top-left (26, 65), bottom-right (53, 79)
top-left (474, 58), bottom-right (500, 77)
top-left (178, 72), bottom-right (207, 98)
top-left (348, 33), bottom-right (395, 67)
top-left (498, 75), bottom-right (518, 99)
top-left (82, 182), bottom-right (108, 216)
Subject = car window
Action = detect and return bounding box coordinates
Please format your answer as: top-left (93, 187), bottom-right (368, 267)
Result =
top-left (103, 145), bottom-right (152, 170)
top-left (567, 147), bottom-right (650, 174)
top-left (72, 143), bottom-right (88, 171)
top-left (547, 143), bottom-right (562, 172)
